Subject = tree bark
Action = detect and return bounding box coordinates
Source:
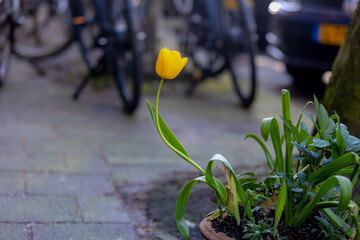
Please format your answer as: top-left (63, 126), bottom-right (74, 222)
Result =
top-left (323, 2), bottom-right (360, 137)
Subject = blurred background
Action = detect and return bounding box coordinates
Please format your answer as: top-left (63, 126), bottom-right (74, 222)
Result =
top-left (0, 0), bottom-right (358, 239)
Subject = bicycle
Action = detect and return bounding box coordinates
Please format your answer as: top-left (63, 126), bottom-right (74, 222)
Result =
top-left (12, 0), bottom-right (142, 114)
top-left (0, 0), bottom-right (19, 87)
top-left (174, 0), bottom-right (258, 108)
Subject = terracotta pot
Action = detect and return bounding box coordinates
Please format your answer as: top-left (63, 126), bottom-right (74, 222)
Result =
top-left (199, 216), bottom-right (235, 240)
top-left (199, 197), bottom-right (277, 240)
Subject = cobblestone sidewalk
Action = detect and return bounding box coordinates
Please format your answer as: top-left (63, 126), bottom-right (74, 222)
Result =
top-left (0, 51), bottom-right (308, 240)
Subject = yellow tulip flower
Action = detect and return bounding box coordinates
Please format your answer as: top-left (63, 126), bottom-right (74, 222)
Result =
top-left (156, 47), bottom-right (188, 79)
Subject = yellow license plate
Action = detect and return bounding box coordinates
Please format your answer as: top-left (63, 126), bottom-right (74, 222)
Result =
top-left (318, 23), bottom-right (348, 46)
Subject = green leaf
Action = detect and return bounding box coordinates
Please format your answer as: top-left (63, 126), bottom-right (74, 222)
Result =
top-left (260, 117), bottom-right (273, 141)
top-left (311, 138), bottom-right (330, 148)
top-left (331, 139), bottom-right (341, 160)
top-left (322, 208), bottom-right (353, 238)
top-left (268, 118), bottom-right (284, 173)
top-left (242, 182), bottom-right (263, 190)
top-left (346, 135), bottom-right (360, 152)
top-left (314, 95), bottom-right (329, 132)
top-left (294, 176), bottom-right (352, 227)
top-left (339, 124), bottom-right (349, 142)
top-left (229, 172), bottom-right (240, 225)
top-left (174, 176), bottom-right (206, 240)
top-left (292, 141), bottom-right (316, 162)
top-left (308, 153), bottom-right (359, 185)
top-left (291, 187), bottom-right (303, 192)
top-left (336, 130), bottom-right (345, 156)
top-left (242, 233), bottom-right (253, 239)
top-left (274, 178), bottom-right (287, 233)
top-left (207, 154), bottom-right (253, 219)
top-left (296, 101), bottom-right (313, 128)
top-left (299, 122), bottom-right (310, 142)
top-left (146, 101), bottom-right (189, 158)
top-left (280, 116), bottom-right (300, 143)
top-left (245, 133), bottom-right (275, 170)
top-left (295, 172), bottom-right (306, 186)
top-left (281, 89), bottom-right (293, 177)
top-left (239, 177), bottom-right (258, 185)
top-left (300, 111), bottom-right (315, 124)
top-left (300, 122), bottom-right (309, 134)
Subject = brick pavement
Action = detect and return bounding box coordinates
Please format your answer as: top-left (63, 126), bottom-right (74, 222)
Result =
top-left (0, 51), bottom-right (308, 239)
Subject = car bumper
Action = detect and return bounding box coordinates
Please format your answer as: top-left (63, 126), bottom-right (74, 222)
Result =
top-left (266, 2), bottom-right (351, 70)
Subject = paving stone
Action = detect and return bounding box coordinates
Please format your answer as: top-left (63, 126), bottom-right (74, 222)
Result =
top-left (33, 223), bottom-right (137, 240)
top-left (0, 224), bottom-right (28, 240)
top-left (26, 173), bottom-right (114, 195)
top-left (65, 152), bottom-right (108, 173)
top-left (77, 195), bottom-right (130, 223)
top-left (0, 154), bottom-right (66, 172)
top-left (0, 137), bottom-right (22, 155)
top-left (112, 165), bottom-right (186, 186)
top-left (0, 173), bottom-right (23, 195)
top-left (0, 196), bottom-right (78, 222)
top-left (25, 139), bottom-right (108, 173)
top-left (103, 138), bottom-right (179, 165)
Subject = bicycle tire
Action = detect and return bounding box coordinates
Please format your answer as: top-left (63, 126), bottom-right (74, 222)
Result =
top-left (182, 1), bottom-right (226, 76)
top-left (12, 0), bottom-right (74, 60)
top-left (0, 0), bottom-right (12, 87)
top-left (111, 0), bottom-right (141, 114)
top-left (224, 1), bottom-right (257, 108)
top-left (72, 0), bottom-right (102, 70)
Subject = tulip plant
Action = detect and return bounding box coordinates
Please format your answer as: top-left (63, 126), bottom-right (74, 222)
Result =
top-left (147, 48), bottom-right (360, 240)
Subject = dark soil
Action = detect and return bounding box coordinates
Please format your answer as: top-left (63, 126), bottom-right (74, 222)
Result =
top-left (120, 167), bottom-right (325, 240)
top-left (120, 170), bottom-right (220, 240)
top-left (211, 208), bottom-right (319, 240)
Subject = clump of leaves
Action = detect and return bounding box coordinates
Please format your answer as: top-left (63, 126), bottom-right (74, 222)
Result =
top-left (245, 90), bottom-right (360, 238)
top-left (148, 86), bottom-right (360, 239)
top-left (243, 209), bottom-right (274, 240)
top-left (314, 216), bottom-right (348, 240)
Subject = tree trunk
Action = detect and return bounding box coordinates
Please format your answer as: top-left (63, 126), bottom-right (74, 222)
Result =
top-left (323, 2), bottom-right (360, 137)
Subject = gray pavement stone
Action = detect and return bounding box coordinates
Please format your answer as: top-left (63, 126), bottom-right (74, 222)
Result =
top-left (103, 138), bottom-right (179, 166)
top-left (0, 154), bottom-right (67, 172)
top-left (0, 224), bottom-right (28, 240)
top-left (0, 173), bottom-right (24, 195)
top-left (77, 196), bottom-right (131, 223)
top-left (65, 152), bottom-right (108, 173)
top-left (0, 196), bottom-right (78, 222)
top-left (33, 223), bottom-right (137, 240)
top-left (26, 173), bottom-right (114, 195)
top-left (112, 165), bottom-right (183, 185)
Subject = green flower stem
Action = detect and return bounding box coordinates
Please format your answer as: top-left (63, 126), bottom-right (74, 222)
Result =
top-left (155, 78), bottom-right (205, 175)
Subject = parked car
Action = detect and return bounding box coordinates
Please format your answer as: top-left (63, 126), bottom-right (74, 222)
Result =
top-left (266, 0), bottom-right (358, 86)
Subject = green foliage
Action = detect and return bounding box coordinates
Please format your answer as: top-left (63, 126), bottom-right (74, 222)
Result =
top-left (146, 79), bottom-right (252, 239)
top-left (148, 81), bottom-right (360, 239)
top-left (245, 89), bottom-right (360, 237)
top-left (314, 216), bottom-right (348, 240)
top-left (243, 214), bottom-right (274, 240)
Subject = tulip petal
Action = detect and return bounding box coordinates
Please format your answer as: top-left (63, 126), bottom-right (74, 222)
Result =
top-left (155, 47), bottom-right (188, 79)
top-left (169, 57), bottom-right (188, 79)
top-left (156, 48), bottom-right (170, 79)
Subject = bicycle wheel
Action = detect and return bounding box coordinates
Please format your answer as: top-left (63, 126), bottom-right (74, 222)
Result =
top-left (0, 0), bottom-right (12, 87)
top-left (224, 1), bottom-right (257, 107)
top-left (110, 0), bottom-right (141, 114)
top-left (72, 0), bottom-right (102, 70)
top-left (183, 1), bottom-right (227, 76)
top-left (13, 0), bottom-right (74, 60)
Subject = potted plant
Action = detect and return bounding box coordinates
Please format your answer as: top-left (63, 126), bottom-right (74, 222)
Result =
top-left (147, 48), bottom-right (360, 239)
